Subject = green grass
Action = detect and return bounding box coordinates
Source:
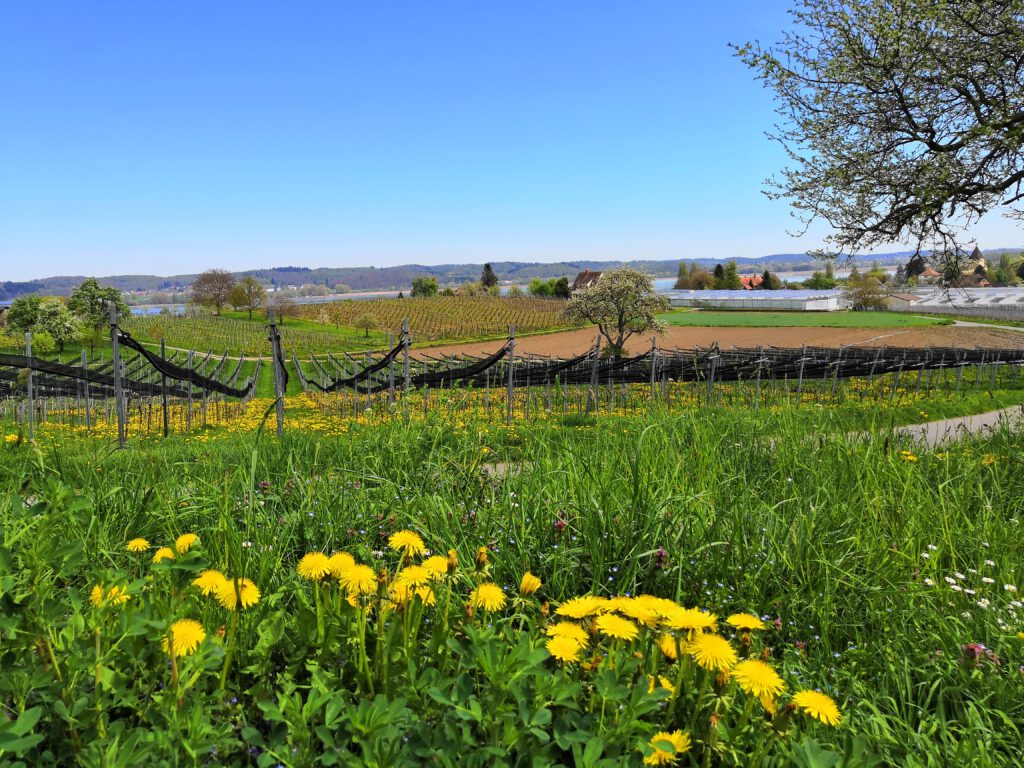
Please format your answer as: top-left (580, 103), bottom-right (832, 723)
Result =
top-left (659, 309), bottom-right (952, 328)
top-left (2, 387), bottom-right (1024, 764)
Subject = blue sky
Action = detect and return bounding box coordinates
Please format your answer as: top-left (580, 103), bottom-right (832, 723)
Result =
top-left (1, 1), bottom-right (1020, 281)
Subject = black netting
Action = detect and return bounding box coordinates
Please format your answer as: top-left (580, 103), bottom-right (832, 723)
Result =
top-left (116, 331), bottom-right (256, 398)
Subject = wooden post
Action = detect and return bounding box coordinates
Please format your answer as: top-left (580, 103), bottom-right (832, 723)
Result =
top-left (506, 325), bottom-right (515, 425)
top-left (25, 333), bottom-right (34, 440)
top-left (586, 336), bottom-right (601, 414)
top-left (82, 349), bottom-right (91, 432)
top-left (650, 336), bottom-right (657, 403)
top-left (160, 338), bottom-right (169, 437)
top-left (268, 310), bottom-right (285, 438)
top-left (186, 350), bottom-right (194, 431)
top-left (109, 303), bottom-right (126, 447)
top-left (402, 320), bottom-right (411, 425)
top-left (388, 332), bottom-right (395, 405)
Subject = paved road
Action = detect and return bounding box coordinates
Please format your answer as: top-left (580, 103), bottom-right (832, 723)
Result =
top-left (892, 405), bottom-right (1023, 448)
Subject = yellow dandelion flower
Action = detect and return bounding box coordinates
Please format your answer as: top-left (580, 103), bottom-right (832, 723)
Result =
top-left (388, 530), bottom-right (425, 557)
top-left (791, 690), bottom-right (842, 726)
top-left (759, 694), bottom-right (778, 715)
top-left (658, 632), bottom-right (678, 661)
top-left (546, 621), bottom-right (589, 647)
top-left (215, 577), bottom-right (261, 610)
top-left (390, 581), bottom-right (436, 607)
top-left (327, 552), bottom-right (355, 580)
top-left (610, 597), bottom-right (660, 628)
top-left (152, 546), bottom-right (175, 563)
top-left (192, 569), bottom-right (228, 596)
top-left (395, 564), bottom-right (433, 589)
top-left (732, 659), bottom-right (785, 698)
top-left (175, 533), bottom-right (199, 554)
top-left (469, 582), bottom-right (506, 612)
top-left (447, 548), bottom-right (458, 574)
top-left (103, 585), bottom-right (129, 606)
top-left (161, 618), bottom-right (206, 657)
top-left (423, 555), bottom-right (449, 578)
top-left (644, 730), bottom-right (692, 765)
top-left (594, 613), bottom-right (639, 642)
top-left (555, 595), bottom-right (607, 619)
top-left (545, 635), bottom-right (582, 663)
top-left (519, 572), bottom-right (542, 596)
top-left (648, 675), bottom-right (676, 694)
top-left (662, 606), bottom-right (717, 634)
top-left (126, 538), bottom-right (150, 552)
top-left (727, 613), bottom-right (766, 631)
top-left (686, 633), bottom-right (737, 671)
top-left (339, 563), bottom-right (377, 596)
top-left (297, 552), bottom-right (331, 581)
top-left (89, 584), bottom-right (105, 607)
top-left (474, 546), bottom-right (489, 570)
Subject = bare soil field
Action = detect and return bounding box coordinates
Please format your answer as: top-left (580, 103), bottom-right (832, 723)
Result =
top-left (413, 324), bottom-right (1024, 359)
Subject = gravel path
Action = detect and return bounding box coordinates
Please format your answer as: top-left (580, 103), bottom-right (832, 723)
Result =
top-left (892, 405), bottom-right (1023, 448)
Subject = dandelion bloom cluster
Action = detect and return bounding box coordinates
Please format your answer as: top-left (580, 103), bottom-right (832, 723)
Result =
top-left (519, 572), bottom-right (542, 596)
top-left (732, 659), bottom-right (785, 698)
top-left (555, 595), bottom-right (607, 619)
top-left (545, 635), bottom-right (582, 663)
top-left (726, 613), bottom-right (765, 631)
top-left (644, 731), bottom-right (692, 765)
top-left (388, 530), bottom-right (425, 557)
top-left (594, 613), bottom-right (639, 641)
top-left (297, 552), bottom-right (332, 581)
top-left (792, 690), bottom-right (842, 726)
top-left (126, 538), bottom-right (149, 552)
top-left (193, 569), bottom-right (227, 595)
top-left (423, 555), bottom-right (449, 578)
top-left (175, 533), bottom-right (199, 554)
top-left (90, 584), bottom-right (129, 608)
top-left (546, 622), bottom-right (589, 647)
top-left (469, 583), bottom-right (506, 612)
top-left (687, 632), bottom-right (737, 671)
top-left (215, 577), bottom-right (261, 610)
top-left (152, 547), bottom-right (175, 563)
top-left (162, 619), bottom-right (206, 657)
top-left (339, 563), bottom-right (378, 596)
top-left (327, 552), bottom-right (356, 579)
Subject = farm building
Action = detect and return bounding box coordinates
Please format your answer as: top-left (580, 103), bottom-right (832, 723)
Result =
top-left (880, 293), bottom-right (921, 310)
top-left (570, 270), bottom-right (601, 292)
top-left (664, 289), bottom-right (845, 311)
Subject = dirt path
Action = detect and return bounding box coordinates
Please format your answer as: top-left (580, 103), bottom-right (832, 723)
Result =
top-left (411, 324), bottom-right (1024, 359)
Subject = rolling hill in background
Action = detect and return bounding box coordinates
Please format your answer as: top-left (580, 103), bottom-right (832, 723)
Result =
top-left (3, 249), bottom-right (1021, 300)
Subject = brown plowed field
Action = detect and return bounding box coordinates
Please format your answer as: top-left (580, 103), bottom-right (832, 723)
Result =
top-left (412, 324), bottom-right (1024, 359)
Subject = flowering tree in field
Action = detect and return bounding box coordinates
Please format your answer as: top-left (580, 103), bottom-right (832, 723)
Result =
top-left (736, 0), bottom-right (1024, 273)
top-left (564, 267), bottom-right (669, 358)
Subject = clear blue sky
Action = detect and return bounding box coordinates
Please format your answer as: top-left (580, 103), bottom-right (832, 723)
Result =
top-left (1, 1), bottom-right (1019, 281)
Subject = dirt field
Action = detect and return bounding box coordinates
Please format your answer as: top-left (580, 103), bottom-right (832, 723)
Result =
top-left (413, 324), bottom-right (1024, 359)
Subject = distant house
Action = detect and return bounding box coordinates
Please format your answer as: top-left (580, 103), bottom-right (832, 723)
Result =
top-left (918, 267), bottom-right (941, 285)
top-left (738, 274), bottom-right (764, 290)
top-left (881, 292), bottom-right (920, 310)
top-left (571, 270), bottom-right (602, 293)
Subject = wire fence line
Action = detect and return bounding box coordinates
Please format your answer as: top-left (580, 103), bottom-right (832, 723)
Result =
top-left (2, 310), bottom-right (1024, 442)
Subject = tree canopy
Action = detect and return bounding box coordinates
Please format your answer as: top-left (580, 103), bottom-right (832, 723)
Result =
top-left (68, 278), bottom-right (128, 351)
top-left (480, 263), bottom-right (499, 289)
top-left (736, 1), bottom-right (1024, 270)
top-left (411, 277), bottom-right (438, 298)
top-left (563, 267), bottom-right (669, 358)
top-left (191, 269), bottom-right (235, 315)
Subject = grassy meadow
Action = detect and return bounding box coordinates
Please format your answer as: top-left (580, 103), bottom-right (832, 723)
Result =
top-left (1, 393), bottom-right (1023, 765)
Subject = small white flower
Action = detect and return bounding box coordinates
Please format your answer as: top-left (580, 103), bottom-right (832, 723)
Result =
top-left (977, 598), bottom-right (990, 609)
top-left (951, 584), bottom-right (963, 592)
top-left (1005, 585), bottom-right (1017, 592)
top-left (924, 578), bottom-right (935, 586)
top-left (982, 577), bottom-right (994, 584)
top-left (921, 552), bottom-right (931, 559)
top-left (985, 559), bottom-right (996, 567)
top-left (965, 588), bottom-right (976, 595)
top-left (954, 572), bottom-right (966, 580)
top-left (945, 576), bottom-right (957, 585)
top-left (927, 544), bottom-right (938, 551)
